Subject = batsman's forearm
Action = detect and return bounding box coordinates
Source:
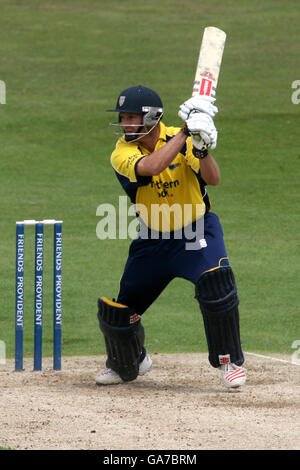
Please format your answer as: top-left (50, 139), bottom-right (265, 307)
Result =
top-left (136, 130), bottom-right (187, 176)
top-left (200, 153), bottom-right (220, 186)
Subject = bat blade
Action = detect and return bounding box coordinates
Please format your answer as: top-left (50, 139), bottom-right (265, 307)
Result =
top-left (192, 26), bottom-right (226, 100)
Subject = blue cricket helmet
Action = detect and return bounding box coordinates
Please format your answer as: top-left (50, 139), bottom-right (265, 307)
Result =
top-left (108, 85), bottom-right (164, 142)
top-left (108, 85), bottom-right (163, 114)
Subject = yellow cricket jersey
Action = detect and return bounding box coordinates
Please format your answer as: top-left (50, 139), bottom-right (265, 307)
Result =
top-left (110, 122), bottom-right (210, 232)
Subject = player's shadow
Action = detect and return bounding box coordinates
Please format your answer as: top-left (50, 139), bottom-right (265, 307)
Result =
top-left (98, 378), bottom-right (241, 394)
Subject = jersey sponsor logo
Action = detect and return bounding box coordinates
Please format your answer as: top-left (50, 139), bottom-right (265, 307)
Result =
top-left (151, 179), bottom-right (180, 198)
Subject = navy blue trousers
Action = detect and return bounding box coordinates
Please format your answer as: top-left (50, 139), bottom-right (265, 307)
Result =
top-left (117, 212), bottom-right (229, 315)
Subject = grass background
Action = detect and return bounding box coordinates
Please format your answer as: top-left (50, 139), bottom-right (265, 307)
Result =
top-left (0, 0), bottom-right (299, 362)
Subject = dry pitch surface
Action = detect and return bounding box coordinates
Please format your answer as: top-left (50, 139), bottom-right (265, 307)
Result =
top-left (1, 353), bottom-right (299, 450)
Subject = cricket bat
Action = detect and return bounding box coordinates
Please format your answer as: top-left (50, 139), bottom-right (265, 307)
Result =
top-left (192, 26), bottom-right (226, 143)
top-left (193, 26), bottom-right (226, 99)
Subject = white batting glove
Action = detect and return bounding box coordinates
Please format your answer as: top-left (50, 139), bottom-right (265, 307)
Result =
top-left (186, 111), bottom-right (218, 150)
top-left (178, 95), bottom-right (218, 121)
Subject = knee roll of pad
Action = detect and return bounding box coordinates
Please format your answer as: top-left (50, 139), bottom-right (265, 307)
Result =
top-left (195, 266), bottom-right (244, 368)
top-left (97, 297), bottom-right (144, 382)
top-left (195, 266), bottom-right (239, 315)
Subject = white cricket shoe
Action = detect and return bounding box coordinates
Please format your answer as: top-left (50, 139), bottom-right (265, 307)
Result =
top-left (219, 354), bottom-right (247, 389)
top-left (95, 355), bottom-right (152, 385)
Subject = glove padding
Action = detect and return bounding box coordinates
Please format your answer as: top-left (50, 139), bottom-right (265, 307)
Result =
top-left (178, 95), bottom-right (218, 121)
top-left (186, 111), bottom-right (218, 150)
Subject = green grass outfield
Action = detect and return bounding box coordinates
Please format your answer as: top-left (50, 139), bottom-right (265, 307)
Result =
top-left (0, 0), bottom-right (299, 362)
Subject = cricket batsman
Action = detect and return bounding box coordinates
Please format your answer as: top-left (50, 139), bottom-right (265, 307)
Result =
top-left (96, 85), bottom-right (247, 389)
